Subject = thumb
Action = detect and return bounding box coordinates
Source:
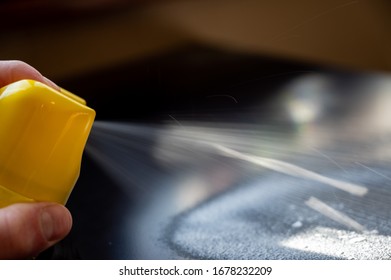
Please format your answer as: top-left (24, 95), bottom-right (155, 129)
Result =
top-left (0, 202), bottom-right (72, 259)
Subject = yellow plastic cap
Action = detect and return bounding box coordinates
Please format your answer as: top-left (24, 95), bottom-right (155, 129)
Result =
top-left (0, 79), bottom-right (95, 207)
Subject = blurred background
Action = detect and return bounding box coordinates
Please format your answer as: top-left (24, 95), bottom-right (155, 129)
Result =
top-left (1, 0), bottom-right (390, 85)
top-left (2, 0), bottom-right (391, 260)
top-left (1, 0), bottom-right (390, 121)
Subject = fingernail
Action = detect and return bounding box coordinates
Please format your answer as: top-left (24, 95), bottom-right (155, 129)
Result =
top-left (40, 204), bottom-right (72, 242)
top-left (43, 77), bottom-right (61, 92)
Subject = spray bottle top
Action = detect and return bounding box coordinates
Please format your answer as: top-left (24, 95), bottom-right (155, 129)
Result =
top-left (0, 79), bottom-right (95, 207)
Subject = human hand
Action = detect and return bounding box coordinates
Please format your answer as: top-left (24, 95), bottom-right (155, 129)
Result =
top-left (0, 60), bottom-right (73, 259)
top-left (0, 202), bottom-right (72, 259)
top-left (0, 60), bottom-right (60, 91)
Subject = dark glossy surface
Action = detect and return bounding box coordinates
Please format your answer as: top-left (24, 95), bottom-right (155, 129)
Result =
top-left (39, 46), bottom-right (391, 259)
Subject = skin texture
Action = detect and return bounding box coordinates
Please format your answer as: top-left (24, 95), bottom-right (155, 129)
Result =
top-left (0, 60), bottom-right (72, 259)
top-left (0, 202), bottom-right (72, 259)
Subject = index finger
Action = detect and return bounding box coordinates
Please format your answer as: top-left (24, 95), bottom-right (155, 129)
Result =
top-left (0, 60), bottom-right (60, 91)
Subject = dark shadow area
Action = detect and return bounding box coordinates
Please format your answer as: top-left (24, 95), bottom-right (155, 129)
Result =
top-left (59, 44), bottom-right (330, 123)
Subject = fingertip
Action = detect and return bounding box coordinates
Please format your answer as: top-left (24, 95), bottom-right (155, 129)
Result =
top-left (40, 203), bottom-right (73, 242)
top-left (42, 76), bottom-right (61, 92)
top-left (0, 60), bottom-right (60, 91)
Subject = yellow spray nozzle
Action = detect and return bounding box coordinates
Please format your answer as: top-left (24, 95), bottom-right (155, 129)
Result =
top-left (0, 79), bottom-right (95, 208)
